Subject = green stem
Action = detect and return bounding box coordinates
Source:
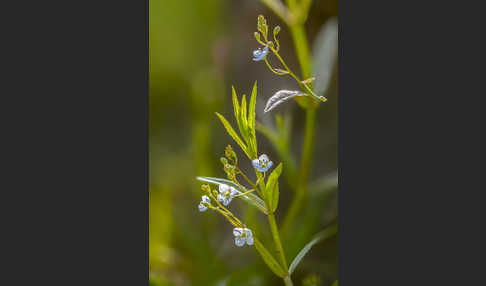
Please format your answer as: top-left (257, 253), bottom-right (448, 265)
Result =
top-left (256, 172), bottom-right (290, 277)
top-left (282, 106), bottom-right (317, 234)
top-left (284, 276), bottom-right (294, 286)
top-left (289, 24), bottom-right (311, 80)
top-left (267, 212), bottom-right (288, 270)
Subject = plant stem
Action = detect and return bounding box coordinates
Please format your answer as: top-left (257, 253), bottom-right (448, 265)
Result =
top-left (289, 24), bottom-right (311, 80)
top-left (256, 172), bottom-right (291, 283)
top-left (267, 212), bottom-right (288, 270)
top-left (284, 275), bottom-right (294, 286)
top-left (279, 14), bottom-right (319, 233)
top-left (282, 103), bottom-right (317, 233)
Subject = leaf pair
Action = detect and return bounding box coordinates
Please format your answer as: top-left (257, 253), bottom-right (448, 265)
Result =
top-left (216, 81), bottom-right (258, 159)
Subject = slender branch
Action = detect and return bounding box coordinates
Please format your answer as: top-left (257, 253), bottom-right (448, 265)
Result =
top-left (234, 188), bottom-right (257, 197)
top-left (236, 167), bottom-right (257, 188)
top-left (255, 172), bottom-right (289, 272)
top-left (282, 107), bottom-right (316, 233)
top-left (258, 0), bottom-right (293, 24)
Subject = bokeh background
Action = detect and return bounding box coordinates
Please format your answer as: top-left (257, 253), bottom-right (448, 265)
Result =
top-left (150, 0), bottom-right (338, 285)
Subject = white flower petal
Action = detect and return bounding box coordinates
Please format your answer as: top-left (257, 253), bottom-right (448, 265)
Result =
top-left (235, 236), bottom-right (245, 247)
top-left (201, 195), bottom-right (210, 203)
top-left (230, 187), bottom-right (238, 197)
top-left (223, 197), bottom-right (232, 206)
top-left (259, 154), bottom-right (269, 163)
top-left (198, 203), bottom-right (207, 212)
top-left (219, 184), bottom-right (229, 193)
top-left (246, 236), bottom-right (254, 245)
top-left (252, 159), bottom-right (260, 170)
top-left (217, 194), bottom-right (224, 202)
top-left (233, 228), bottom-right (243, 237)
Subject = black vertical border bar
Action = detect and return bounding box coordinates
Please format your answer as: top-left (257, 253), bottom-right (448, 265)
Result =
top-left (1, 0), bottom-right (150, 284)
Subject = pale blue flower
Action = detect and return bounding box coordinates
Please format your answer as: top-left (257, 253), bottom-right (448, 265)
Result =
top-left (198, 195), bottom-right (211, 212)
top-left (217, 184), bottom-right (238, 206)
top-left (252, 154), bottom-right (273, 172)
top-left (233, 228), bottom-right (254, 247)
top-left (252, 46), bottom-right (269, 61)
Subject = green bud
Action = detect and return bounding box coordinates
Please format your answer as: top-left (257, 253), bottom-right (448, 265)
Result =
top-left (267, 41), bottom-right (274, 49)
top-left (224, 164), bottom-right (235, 172)
top-left (257, 15), bottom-right (268, 38)
top-left (273, 26), bottom-right (280, 51)
top-left (201, 184), bottom-right (210, 192)
top-left (220, 157), bottom-right (228, 165)
top-left (225, 145), bottom-right (237, 162)
top-left (254, 32), bottom-right (261, 42)
top-left (212, 190), bottom-right (219, 197)
top-left (257, 15), bottom-right (264, 31)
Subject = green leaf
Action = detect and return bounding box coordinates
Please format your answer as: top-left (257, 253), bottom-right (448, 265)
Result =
top-left (196, 176), bottom-right (268, 214)
top-left (270, 182), bottom-right (280, 213)
top-left (248, 82), bottom-right (257, 137)
top-left (215, 112), bottom-right (250, 158)
top-left (288, 223), bottom-right (338, 274)
top-left (248, 81), bottom-right (258, 157)
top-left (270, 182), bottom-right (279, 213)
top-left (265, 163), bottom-right (283, 208)
top-left (254, 238), bottom-right (286, 278)
top-left (232, 86), bottom-right (240, 126)
top-left (240, 94), bottom-right (248, 136)
top-left (312, 17), bottom-right (338, 97)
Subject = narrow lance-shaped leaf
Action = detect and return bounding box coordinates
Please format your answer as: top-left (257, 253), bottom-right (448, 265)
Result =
top-left (312, 17), bottom-right (338, 97)
top-left (196, 176), bottom-right (268, 214)
top-left (215, 112), bottom-right (250, 158)
top-left (232, 86), bottom-right (241, 127)
top-left (248, 81), bottom-right (258, 157)
top-left (288, 223), bottom-right (338, 274)
top-left (264, 90), bottom-right (307, 113)
top-left (265, 163), bottom-right (283, 210)
top-left (271, 182), bottom-right (279, 213)
top-left (240, 94), bottom-right (248, 137)
top-left (239, 94), bottom-right (249, 151)
top-left (254, 238), bottom-right (287, 278)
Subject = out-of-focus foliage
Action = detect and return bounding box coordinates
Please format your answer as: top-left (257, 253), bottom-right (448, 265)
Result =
top-left (150, 0), bottom-right (338, 285)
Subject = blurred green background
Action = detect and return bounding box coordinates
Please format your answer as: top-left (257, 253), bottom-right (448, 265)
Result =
top-left (150, 0), bottom-right (338, 285)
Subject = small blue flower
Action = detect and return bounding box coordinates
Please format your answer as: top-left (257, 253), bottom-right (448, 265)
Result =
top-left (198, 195), bottom-right (211, 212)
top-left (217, 184), bottom-right (238, 206)
top-left (233, 228), bottom-right (254, 247)
top-left (252, 154), bottom-right (273, 172)
top-left (252, 46), bottom-right (269, 61)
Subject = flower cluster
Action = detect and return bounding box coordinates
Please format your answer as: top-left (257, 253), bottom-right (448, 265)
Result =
top-left (233, 227), bottom-right (254, 247)
top-left (197, 183), bottom-right (255, 247)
